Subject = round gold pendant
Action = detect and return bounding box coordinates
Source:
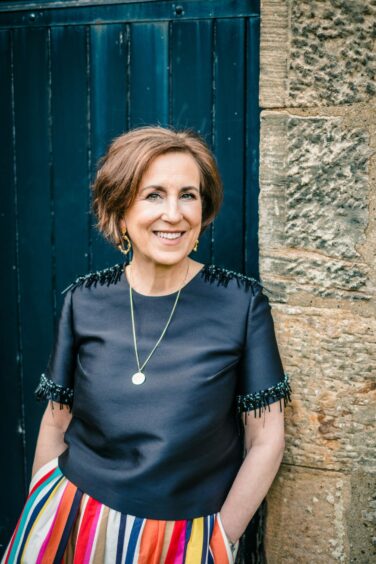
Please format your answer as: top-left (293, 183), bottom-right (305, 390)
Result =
top-left (132, 371), bottom-right (146, 385)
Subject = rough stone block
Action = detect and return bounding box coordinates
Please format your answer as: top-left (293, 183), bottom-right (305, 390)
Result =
top-left (265, 465), bottom-right (376, 563)
top-left (273, 305), bottom-right (376, 473)
top-left (260, 0), bottom-right (376, 107)
top-left (259, 112), bottom-right (373, 302)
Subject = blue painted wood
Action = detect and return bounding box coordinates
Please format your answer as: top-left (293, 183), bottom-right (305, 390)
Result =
top-left (0, 0), bottom-right (259, 8)
top-left (213, 18), bottom-right (246, 271)
top-left (0, 2), bottom-right (261, 558)
top-left (12, 25), bottom-right (52, 489)
top-left (245, 15), bottom-right (260, 279)
top-left (0, 0), bottom-right (259, 27)
top-left (130, 22), bottom-right (169, 128)
top-left (0, 29), bottom-right (25, 550)
top-left (89, 23), bottom-right (129, 269)
top-left (51, 25), bottom-right (90, 289)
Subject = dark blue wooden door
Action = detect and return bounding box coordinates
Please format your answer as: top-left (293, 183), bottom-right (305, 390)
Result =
top-left (0, 0), bottom-right (260, 557)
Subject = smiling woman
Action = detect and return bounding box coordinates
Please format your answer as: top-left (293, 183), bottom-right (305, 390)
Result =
top-left (2, 126), bottom-right (291, 564)
top-left (92, 126), bottom-right (223, 244)
top-left (91, 126), bottom-right (223, 296)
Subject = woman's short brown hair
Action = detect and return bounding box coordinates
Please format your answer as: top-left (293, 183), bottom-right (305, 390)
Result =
top-left (91, 125), bottom-right (223, 247)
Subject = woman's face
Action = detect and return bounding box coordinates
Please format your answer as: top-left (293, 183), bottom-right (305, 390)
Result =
top-left (120, 151), bottom-right (203, 266)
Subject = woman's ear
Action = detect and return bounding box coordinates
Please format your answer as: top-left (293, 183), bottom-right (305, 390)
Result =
top-left (119, 219), bottom-right (126, 232)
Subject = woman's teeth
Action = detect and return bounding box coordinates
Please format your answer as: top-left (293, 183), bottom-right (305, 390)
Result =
top-left (155, 232), bottom-right (184, 240)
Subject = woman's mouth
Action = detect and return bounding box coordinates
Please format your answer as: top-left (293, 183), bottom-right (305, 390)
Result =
top-left (153, 231), bottom-right (185, 247)
top-left (153, 231), bottom-right (185, 243)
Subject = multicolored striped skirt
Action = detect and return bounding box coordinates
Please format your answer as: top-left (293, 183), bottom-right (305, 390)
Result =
top-left (2, 458), bottom-right (239, 563)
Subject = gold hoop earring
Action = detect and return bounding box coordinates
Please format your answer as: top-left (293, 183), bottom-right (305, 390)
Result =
top-left (193, 239), bottom-right (199, 252)
top-left (117, 229), bottom-right (132, 255)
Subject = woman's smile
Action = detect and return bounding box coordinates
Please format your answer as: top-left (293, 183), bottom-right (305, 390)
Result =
top-left (153, 230), bottom-right (186, 243)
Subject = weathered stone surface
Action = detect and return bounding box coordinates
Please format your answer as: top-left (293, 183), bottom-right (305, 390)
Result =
top-left (260, 0), bottom-right (289, 107)
top-left (259, 112), bottom-right (373, 302)
top-left (259, 2), bottom-right (376, 561)
top-left (260, 0), bottom-right (376, 108)
top-left (265, 466), bottom-right (351, 563)
top-left (265, 465), bottom-right (376, 563)
top-left (347, 470), bottom-right (376, 563)
top-left (272, 305), bottom-right (376, 473)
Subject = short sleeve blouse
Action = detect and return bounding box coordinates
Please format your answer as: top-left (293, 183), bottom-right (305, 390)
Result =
top-left (34, 262), bottom-right (291, 519)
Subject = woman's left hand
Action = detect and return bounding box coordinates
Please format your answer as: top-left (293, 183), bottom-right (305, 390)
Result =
top-left (219, 511), bottom-right (240, 546)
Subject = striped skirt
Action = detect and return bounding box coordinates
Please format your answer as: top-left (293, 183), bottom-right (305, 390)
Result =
top-left (2, 458), bottom-right (239, 564)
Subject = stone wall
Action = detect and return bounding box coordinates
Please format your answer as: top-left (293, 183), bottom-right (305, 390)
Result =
top-left (259, 1), bottom-right (376, 562)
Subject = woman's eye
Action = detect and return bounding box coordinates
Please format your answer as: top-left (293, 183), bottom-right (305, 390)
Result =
top-left (145, 192), bottom-right (162, 200)
top-left (181, 192), bottom-right (196, 199)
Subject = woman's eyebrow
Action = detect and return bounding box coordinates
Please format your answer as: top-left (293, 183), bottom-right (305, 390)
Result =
top-left (140, 185), bottom-right (200, 193)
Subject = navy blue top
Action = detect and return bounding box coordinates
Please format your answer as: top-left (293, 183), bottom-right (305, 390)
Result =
top-left (35, 262), bottom-right (291, 520)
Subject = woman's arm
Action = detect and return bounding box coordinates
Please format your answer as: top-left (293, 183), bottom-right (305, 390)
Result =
top-left (219, 401), bottom-right (285, 544)
top-left (31, 401), bottom-right (72, 479)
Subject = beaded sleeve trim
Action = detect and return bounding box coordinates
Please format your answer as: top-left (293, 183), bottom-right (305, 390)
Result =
top-left (61, 263), bottom-right (126, 294)
top-left (236, 374), bottom-right (292, 418)
top-left (35, 373), bottom-right (74, 411)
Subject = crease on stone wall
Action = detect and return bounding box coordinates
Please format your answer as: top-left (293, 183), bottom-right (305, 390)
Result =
top-left (260, 0), bottom-right (289, 107)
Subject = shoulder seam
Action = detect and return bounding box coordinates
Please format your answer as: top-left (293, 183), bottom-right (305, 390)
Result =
top-left (202, 264), bottom-right (264, 294)
top-left (61, 262), bottom-right (125, 295)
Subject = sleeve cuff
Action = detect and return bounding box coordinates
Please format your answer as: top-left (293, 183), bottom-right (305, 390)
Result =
top-left (34, 373), bottom-right (74, 410)
top-left (236, 373), bottom-right (292, 417)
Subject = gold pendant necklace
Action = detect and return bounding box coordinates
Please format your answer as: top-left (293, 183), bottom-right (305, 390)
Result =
top-left (128, 261), bottom-right (189, 385)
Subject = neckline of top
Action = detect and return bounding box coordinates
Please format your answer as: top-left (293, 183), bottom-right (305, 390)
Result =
top-left (121, 263), bottom-right (208, 299)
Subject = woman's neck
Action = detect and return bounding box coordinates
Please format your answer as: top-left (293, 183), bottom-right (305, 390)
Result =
top-left (125, 257), bottom-right (201, 296)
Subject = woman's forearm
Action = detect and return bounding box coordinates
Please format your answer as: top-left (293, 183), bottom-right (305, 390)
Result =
top-left (31, 404), bottom-right (71, 479)
top-left (31, 423), bottom-right (67, 478)
top-left (219, 440), bottom-right (285, 544)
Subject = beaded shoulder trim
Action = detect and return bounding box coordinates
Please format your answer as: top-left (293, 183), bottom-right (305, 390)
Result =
top-left (236, 374), bottom-right (292, 418)
top-left (61, 261), bottom-right (264, 295)
top-left (61, 263), bottom-right (125, 295)
top-left (201, 264), bottom-right (264, 293)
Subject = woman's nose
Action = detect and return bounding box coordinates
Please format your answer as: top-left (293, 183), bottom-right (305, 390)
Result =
top-left (161, 198), bottom-right (183, 222)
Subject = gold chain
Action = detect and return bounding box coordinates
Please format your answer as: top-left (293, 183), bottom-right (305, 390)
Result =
top-left (128, 261), bottom-right (190, 384)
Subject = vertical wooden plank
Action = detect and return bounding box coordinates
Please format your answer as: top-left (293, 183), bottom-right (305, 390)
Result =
top-left (90, 23), bottom-right (129, 269)
top-left (213, 18), bottom-right (246, 271)
top-left (245, 16), bottom-right (260, 279)
top-left (51, 25), bottom-right (89, 294)
top-left (12, 26), bottom-right (52, 484)
top-left (170, 20), bottom-right (212, 136)
top-left (170, 19), bottom-right (213, 263)
top-left (0, 29), bottom-right (25, 552)
top-left (130, 22), bottom-right (169, 128)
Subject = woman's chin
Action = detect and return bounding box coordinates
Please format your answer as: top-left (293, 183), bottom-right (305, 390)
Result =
top-left (134, 250), bottom-right (191, 267)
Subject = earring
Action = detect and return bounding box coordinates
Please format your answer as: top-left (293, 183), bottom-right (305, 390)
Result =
top-left (117, 229), bottom-right (132, 255)
top-left (193, 239), bottom-right (199, 252)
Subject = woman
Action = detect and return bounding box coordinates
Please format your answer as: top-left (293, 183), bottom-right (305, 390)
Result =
top-left (2, 126), bottom-right (291, 564)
